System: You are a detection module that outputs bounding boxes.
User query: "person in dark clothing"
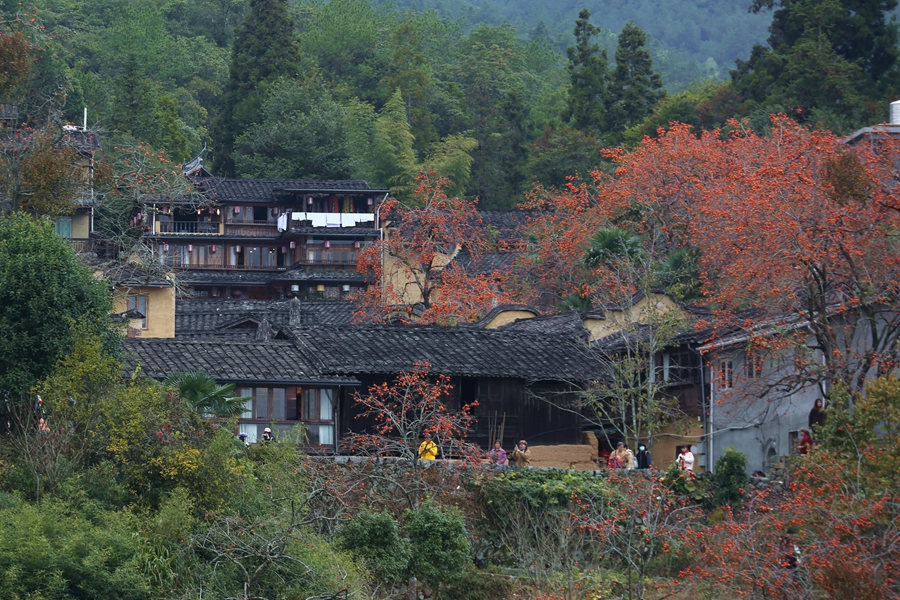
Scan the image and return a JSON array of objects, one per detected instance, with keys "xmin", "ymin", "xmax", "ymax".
[
  {"xmin": 808, "ymin": 399, "xmax": 825, "ymax": 430},
  {"xmin": 636, "ymin": 443, "xmax": 652, "ymax": 469}
]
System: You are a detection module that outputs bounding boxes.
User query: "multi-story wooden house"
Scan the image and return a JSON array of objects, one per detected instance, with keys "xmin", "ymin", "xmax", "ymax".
[{"xmin": 144, "ymin": 163, "xmax": 389, "ymax": 300}]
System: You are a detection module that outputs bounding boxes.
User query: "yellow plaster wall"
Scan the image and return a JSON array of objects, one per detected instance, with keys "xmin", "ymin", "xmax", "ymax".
[
  {"xmin": 649, "ymin": 420, "xmax": 707, "ymax": 473},
  {"xmin": 585, "ymin": 293, "xmax": 682, "ymax": 341},
  {"xmin": 72, "ymin": 209, "xmax": 90, "ymax": 239},
  {"xmin": 112, "ymin": 284, "xmax": 176, "ymax": 338},
  {"xmin": 482, "ymin": 310, "xmax": 536, "ymax": 329}
]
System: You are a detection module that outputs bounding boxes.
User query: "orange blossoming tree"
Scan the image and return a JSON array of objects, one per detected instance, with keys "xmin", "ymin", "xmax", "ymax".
[
  {"xmin": 353, "ymin": 173, "xmax": 511, "ymax": 324},
  {"xmin": 339, "ymin": 361, "xmax": 478, "ymax": 508}
]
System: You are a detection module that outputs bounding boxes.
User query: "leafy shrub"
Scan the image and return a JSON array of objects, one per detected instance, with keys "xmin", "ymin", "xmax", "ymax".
[
  {"xmin": 712, "ymin": 447, "xmax": 748, "ymax": 508},
  {"xmin": 661, "ymin": 464, "xmax": 707, "ymax": 502},
  {"xmin": 335, "ymin": 510, "xmax": 410, "ymax": 582},
  {"xmin": 404, "ymin": 502, "xmax": 469, "ymax": 587}
]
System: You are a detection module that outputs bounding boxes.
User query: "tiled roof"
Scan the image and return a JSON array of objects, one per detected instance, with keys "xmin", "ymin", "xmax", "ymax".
[
  {"xmin": 175, "ymin": 270, "xmax": 276, "ymax": 285},
  {"xmin": 123, "ymin": 338, "xmax": 357, "ymax": 384},
  {"xmin": 476, "ymin": 210, "xmax": 538, "ymax": 244},
  {"xmin": 498, "ymin": 310, "xmax": 597, "ymax": 337},
  {"xmin": 196, "ymin": 178, "xmax": 384, "ymax": 203},
  {"xmin": 102, "ymin": 262, "xmax": 173, "ymax": 287},
  {"xmin": 287, "ymin": 325, "xmax": 602, "ymax": 381},
  {"xmin": 451, "ymin": 249, "xmax": 521, "ymax": 276},
  {"xmin": 272, "ymin": 268, "xmax": 365, "ymax": 282},
  {"xmin": 176, "ymin": 298, "xmax": 354, "ymax": 333},
  {"xmin": 174, "ymin": 268, "xmax": 366, "ymax": 286}
]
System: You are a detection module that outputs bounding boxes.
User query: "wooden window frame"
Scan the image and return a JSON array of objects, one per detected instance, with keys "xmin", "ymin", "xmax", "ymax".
[{"xmin": 127, "ymin": 294, "xmax": 149, "ymax": 329}]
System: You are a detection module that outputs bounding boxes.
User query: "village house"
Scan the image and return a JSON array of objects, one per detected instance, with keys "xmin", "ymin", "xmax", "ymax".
[
  {"xmin": 123, "ymin": 300, "xmax": 602, "ymax": 453},
  {"xmin": 141, "ymin": 156, "xmax": 389, "ymax": 301}
]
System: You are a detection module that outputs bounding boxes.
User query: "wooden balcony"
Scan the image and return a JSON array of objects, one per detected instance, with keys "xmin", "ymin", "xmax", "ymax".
[
  {"xmin": 224, "ymin": 223, "xmax": 282, "ymax": 238},
  {"xmin": 155, "ymin": 221, "xmax": 223, "ymax": 235}
]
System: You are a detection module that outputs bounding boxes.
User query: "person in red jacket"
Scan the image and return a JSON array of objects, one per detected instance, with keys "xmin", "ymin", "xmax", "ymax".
[{"xmin": 798, "ymin": 427, "xmax": 813, "ymax": 455}]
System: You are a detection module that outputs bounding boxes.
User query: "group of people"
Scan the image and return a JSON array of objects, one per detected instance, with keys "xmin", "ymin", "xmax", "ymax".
[
  {"xmin": 237, "ymin": 427, "xmax": 275, "ymax": 446},
  {"xmin": 605, "ymin": 441, "xmax": 653, "ymax": 470},
  {"xmin": 416, "ymin": 433, "xmax": 533, "ymax": 466},
  {"xmin": 487, "ymin": 439, "xmax": 531, "ymax": 466}
]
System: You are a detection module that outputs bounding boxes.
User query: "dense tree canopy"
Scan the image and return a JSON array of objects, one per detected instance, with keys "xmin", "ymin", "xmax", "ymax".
[{"xmin": 0, "ymin": 214, "xmax": 116, "ymax": 403}]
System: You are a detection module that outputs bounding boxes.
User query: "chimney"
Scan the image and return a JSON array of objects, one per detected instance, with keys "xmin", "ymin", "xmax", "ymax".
[
  {"xmin": 255, "ymin": 318, "xmax": 274, "ymax": 342},
  {"xmin": 288, "ymin": 296, "xmax": 303, "ymax": 327}
]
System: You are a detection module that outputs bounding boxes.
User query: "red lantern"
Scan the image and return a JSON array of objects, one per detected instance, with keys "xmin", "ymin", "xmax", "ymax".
[
  {"xmin": 273, "ymin": 207, "xmax": 279, "ymax": 215},
  {"xmin": 282, "ymin": 246, "xmax": 288, "ymax": 253},
  {"xmin": 307, "ymin": 197, "xmax": 313, "ymax": 205},
  {"xmin": 234, "ymin": 206, "xmax": 241, "ymax": 214},
  {"xmin": 354, "ymin": 240, "xmax": 361, "ymax": 249},
  {"xmin": 324, "ymin": 240, "xmax": 331, "ymax": 249},
  {"xmin": 187, "ymin": 244, "xmax": 193, "ymax": 252},
  {"xmin": 290, "ymin": 241, "xmax": 296, "ymax": 249},
  {"xmin": 367, "ymin": 197, "xmax": 374, "ymax": 205},
  {"xmin": 210, "ymin": 245, "xmax": 217, "ymax": 253},
  {"xmin": 235, "ymin": 245, "xmax": 242, "ymax": 253}
]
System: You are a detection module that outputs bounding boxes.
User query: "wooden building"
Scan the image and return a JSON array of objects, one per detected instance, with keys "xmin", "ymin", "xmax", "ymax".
[
  {"xmin": 123, "ymin": 313, "xmax": 603, "ymax": 452},
  {"xmin": 142, "ymin": 160, "xmax": 389, "ymax": 301}
]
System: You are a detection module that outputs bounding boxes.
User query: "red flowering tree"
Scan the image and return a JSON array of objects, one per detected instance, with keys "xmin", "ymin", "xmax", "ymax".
[
  {"xmin": 353, "ymin": 173, "xmax": 511, "ymax": 324},
  {"xmin": 339, "ymin": 361, "xmax": 478, "ymax": 508}
]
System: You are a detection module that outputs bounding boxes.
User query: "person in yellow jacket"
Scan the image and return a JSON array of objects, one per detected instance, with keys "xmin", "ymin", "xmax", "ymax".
[{"xmin": 418, "ymin": 432, "xmax": 438, "ymax": 460}]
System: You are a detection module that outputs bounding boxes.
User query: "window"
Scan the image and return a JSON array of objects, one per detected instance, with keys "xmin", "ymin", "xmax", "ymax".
[
  {"xmin": 240, "ymin": 388, "xmax": 253, "ymax": 419},
  {"xmin": 55, "ymin": 216, "xmax": 72, "ymax": 239},
  {"xmin": 272, "ymin": 388, "xmax": 285, "ymax": 420},
  {"xmin": 127, "ymin": 294, "xmax": 148, "ymax": 329},
  {"xmin": 718, "ymin": 360, "xmax": 734, "ymax": 390},
  {"xmin": 254, "ymin": 388, "xmax": 268, "ymax": 419},
  {"xmin": 746, "ymin": 351, "xmax": 763, "ymax": 378},
  {"xmin": 662, "ymin": 349, "xmax": 698, "ymax": 384},
  {"xmin": 302, "ymin": 389, "xmax": 334, "ymax": 446}
]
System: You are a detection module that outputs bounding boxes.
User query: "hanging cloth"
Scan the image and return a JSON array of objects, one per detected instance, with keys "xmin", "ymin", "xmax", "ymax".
[
  {"xmin": 327, "ymin": 195, "xmax": 339, "ymax": 213},
  {"xmin": 343, "ymin": 196, "xmax": 352, "ymax": 213},
  {"xmin": 277, "ymin": 212, "xmax": 288, "ymax": 232}
]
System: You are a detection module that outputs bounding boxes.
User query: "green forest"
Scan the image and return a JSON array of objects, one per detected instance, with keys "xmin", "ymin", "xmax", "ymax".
[{"xmin": 4, "ymin": 0, "xmax": 899, "ymax": 208}]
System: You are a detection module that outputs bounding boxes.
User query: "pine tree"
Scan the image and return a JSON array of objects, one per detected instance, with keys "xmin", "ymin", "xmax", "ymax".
[
  {"xmin": 607, "ymin": 22, "xmax": 664, "ymax": 136},
  {"xmin": 212, "ymin": 0, "xmax": 301, "ymax": 176},
  {"xmin": 733, "ymin": 0, "xmax": 898, "ymax": 127},
  {"xmin": 563, "ymin": 9, "xmax": 609, "ymax": 136}
]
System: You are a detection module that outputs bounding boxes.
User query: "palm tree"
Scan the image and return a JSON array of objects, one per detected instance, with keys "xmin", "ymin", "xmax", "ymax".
[
  {"xmin": 164, "ymin": 371, "xmax": 252, "ymax": 418},
  {"xmin": 583, "ymin": 227, "xmax": 645, "ymax": 269}
]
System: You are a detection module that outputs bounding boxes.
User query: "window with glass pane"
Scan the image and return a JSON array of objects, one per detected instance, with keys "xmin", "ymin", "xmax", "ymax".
[
  {"xmin": 273, "ymin": 388, "xmax": 285, "ymax": 420},
  {"xmin": 239, "ymin": 424, "xmax": 257, "ymax": 443},
  {"xmin": 320, "ymin": 389, "xmax": 333, "ymax": 420},
  {"xmin": 255, "ymin": 388, "xmax": 268, "ymax": 418},
  {"xmin": 303, "ymin": 389, "xmax": 334, "ymax": 424},
  {"xmin": 240, "ymin": 388, "xmax": 253, "ymax": 418},
  {"xmin": 127, "ymin": 295, "xmax": 148, "ymax": 329}
]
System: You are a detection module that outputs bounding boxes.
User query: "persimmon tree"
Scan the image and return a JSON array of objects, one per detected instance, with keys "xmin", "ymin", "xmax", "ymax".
[
  {"xmin": 683, "ymin": 118, "xmax": 900, "ymax": 398},
  {"xmin": 521, "ymin": 117, "xmax": 900, "ymax": 403},
  {"xmin": 694, "ymin": 454, "xmax": 899, "ymax": 599},
  {"xmin": 353, "ymin": 173, "xmax": 511, "ymax": 324},
  {"xmin": 339, "ymin": 361, "xmax": 478, "ymax": 508}
]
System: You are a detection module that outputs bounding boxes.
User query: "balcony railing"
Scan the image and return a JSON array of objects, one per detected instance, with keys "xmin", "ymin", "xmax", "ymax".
[
  {"xmin": 162, "ymin": 254, "xmax": 288, "ymax": 270},
  {"xmin": 155, "ymin": 221, "xmax": 222, "ymax": 235},
  {"xmin": 224, "ymin": 224, "xmax": 282, "ymax": 238}
]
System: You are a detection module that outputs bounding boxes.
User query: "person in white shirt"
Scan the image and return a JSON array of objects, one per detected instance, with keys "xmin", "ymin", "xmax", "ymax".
[{"xmin": 678, "ymin": 445, "xmax": 695, "ymax": 471}]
